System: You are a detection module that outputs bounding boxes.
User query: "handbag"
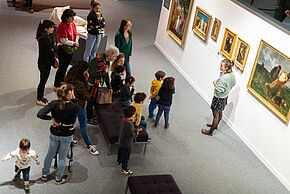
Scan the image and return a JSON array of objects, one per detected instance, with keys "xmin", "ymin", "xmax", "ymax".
[
  {"xmin": 62, "ymin": 44, "xmax": 75, "ymax": 55},
  {"xmin": 52, "ymin": 57, "xmax": 59, "ymax": 69},
  {"xmin": 97, "ymin": 90, "xmax": 112, "ymax": 104}
]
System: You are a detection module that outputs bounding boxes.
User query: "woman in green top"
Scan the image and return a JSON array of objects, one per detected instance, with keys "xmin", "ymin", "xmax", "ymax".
[
  {"xmin": 202, "ymin": 59, "xmax": 236, "ymax": 136},
  {"xmin": 115, "ymin": 19, "xmax": 132, "ymax": 75}
]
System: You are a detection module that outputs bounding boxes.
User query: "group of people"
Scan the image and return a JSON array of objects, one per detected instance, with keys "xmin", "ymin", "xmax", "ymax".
[{"xmin": 2, "ymin": 0, "xmax": 237, "ymax": 191}]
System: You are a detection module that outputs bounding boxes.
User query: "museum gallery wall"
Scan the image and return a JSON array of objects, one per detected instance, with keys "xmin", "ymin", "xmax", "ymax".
[{"xmin": 155, "ymin": 0, "xmax": 290, "ymax": 191}]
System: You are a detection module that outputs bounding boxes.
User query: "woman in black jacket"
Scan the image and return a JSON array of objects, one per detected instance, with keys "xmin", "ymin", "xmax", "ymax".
[
  {"xmin": 37, "ymin": 83, "xmax": 80, "ymax": 184},
  {"xmin": 36, "ymin": 20, "xmax": 57, "ymax": 106}
]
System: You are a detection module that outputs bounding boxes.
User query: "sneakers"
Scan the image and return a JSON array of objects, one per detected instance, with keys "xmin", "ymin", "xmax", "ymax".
[
  {"xmin": 116, "ymin": 162, "xmax": 121, "ymax": 167},
  {"xmin": 41, "ymin": 175, "xmax": 48, "ymax": 181},
  {"xmin": 36, "ymin": 98, "xmax": 49, "ymax": 106},
  {"xmin": 121, "ymin": 169, "xmax": 133, "ymax": 175},
  {"xmin": 87, "ymin": 118, "xmax": 99, "ymax": 126},
  {"xmin": 88, "ymin": 145, "xmax": 99, "ymax": 155},
  {"xmin": 13, "ymin": 174, "xmax": 20, "ymax": 181},
  {"xmin": 55, "ymin": 175, "xmax": 69, "ymax": 185},
  {"xmin": 24, "ymin": 183, "xmax": 30, "ymax": 191}
]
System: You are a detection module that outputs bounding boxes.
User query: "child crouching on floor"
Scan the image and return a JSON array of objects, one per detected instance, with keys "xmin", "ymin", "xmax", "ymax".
[
  {"xmin": 2, "ymin": 138, "xmax": 40, "ymax": 191},
  {"xmin": 117, "ymin": 106, "xmax": 142, "ymax": 175}
]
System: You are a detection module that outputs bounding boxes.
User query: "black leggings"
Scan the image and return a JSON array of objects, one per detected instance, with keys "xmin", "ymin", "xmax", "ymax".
[
  {"xmin": 37, "ymin": 65, "xmax": 51, "ymax": 100},
  {"xmin": 54, "ymin": 46, "xmax": 73, "ymax": 87},
  {"xmin": 210, "ymin": 110, "xmax": 223, "ymax": 132}
]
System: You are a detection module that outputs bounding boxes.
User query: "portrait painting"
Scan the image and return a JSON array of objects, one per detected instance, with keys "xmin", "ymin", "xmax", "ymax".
[
  {"xmin": 233, "ymin": 38, "xmax": 250, "ymax": 71},
  {"xmin": 192, "ymin": 7, "xmax": 211, "ymax": 42},
  {"xmin": 166, "ymin": 0, "xmax": 194, "ymax": 46},
  {"xmin": 210, "ymin": 18, "xmax": 221, "ymax": 41},
  {"xmin": 220, "ymin": 28, "xmax": 237, "ymax": 59},
  {"xmin": 247, "ymin": 40, "xmax": 290, "ymax": 122}
]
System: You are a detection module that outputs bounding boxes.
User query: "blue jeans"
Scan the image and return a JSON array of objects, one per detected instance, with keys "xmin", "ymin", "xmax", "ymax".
[
  {"xmin": 148, "ymin": 98, "xmax": 157, "ymax": 118},
  {"xmin": 120, "ymin": 99, "xmax": 132, "ymax": 106},
  {"xmin": 78, "ymin": 108, "xmax": 92, "ymax": 147},
  {"xmin": 124, "ymin": 61, "xmax": 131, "ymax": 75},
  {"xmin": 15, "ymin": 166, "xmax": 30, "ymax": 182},
  {"xmin": 155, "ymin": 104, "xmax": 171, "ymax": 127},
  {"xmin": 84, "ymin": 33, "xmax": 101, "ymax": 62},
  {"xmin": 42, "ymin": 134, "xmax": 72, "ymax": 181}
]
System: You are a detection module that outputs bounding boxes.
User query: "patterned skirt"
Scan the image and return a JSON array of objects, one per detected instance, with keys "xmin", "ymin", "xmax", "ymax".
[{"xmin": 210, "ymin": 96, "xmax": 228, "ymax": 111}]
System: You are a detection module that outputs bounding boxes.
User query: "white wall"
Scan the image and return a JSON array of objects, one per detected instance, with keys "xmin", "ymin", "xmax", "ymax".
[{"xmin": 155, "ymin": 0, "xmax": 290, "ymax": 190}]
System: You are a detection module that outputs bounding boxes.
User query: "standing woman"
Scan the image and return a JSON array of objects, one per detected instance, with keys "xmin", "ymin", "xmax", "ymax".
[
  {"xmin": 202, "ymin": 59, "xmax": 236, "ymax": 136},
  {"xmin": 36, "ymin": 20, "xmax": 57, "ymax": 106},
  {"xmin": 54, "ymin": 8, "xmax": 79, "ymax": 88},
  {"xmin": 64, "ymin": 61, "xmax": 99, "ymax": 155},
  {"xmin": 115, "ymin": 19, "xmax": 132, "ymax": 75},
  {"xmin": 37, "ymin": 83, "xmax": 80, "ymax": 184},
  {"xmin": 83, "ymin": 1, "xmax": 105, "ymax": 62}
]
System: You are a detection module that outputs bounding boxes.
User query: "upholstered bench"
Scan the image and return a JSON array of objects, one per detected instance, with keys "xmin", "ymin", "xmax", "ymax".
[
  {"xmin": 96, "ymin": 95, "xmax": 149, "ymax": 155},
  {"xmin": 125, "ymin": 174, "xmax": 182, "ymax": 194}
]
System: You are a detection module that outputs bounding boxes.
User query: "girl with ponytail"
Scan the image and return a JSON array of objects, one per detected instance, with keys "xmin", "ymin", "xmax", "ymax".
[
  {"xmin": 37, "ymin": 83, "xmax": 80, "ymax": 184},
  {"xmin": 202, "ymin": 59, "xmax": 236, "ymax": 136}
]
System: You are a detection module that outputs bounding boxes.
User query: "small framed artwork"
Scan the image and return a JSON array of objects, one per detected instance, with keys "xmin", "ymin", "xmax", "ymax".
[
  {"xmin": 220, "ymin": 28, "xmax": 237, "ymax": 59},
  {"xmin": 247, "ymin": 40, "xmax": 290, "ymax": 122},
  {"xmin": 192, "ymin": 6, "xmax": 212, "ymax": 42},
  {"xmin": 163, "ymin": 0, "xmax": 170, "ymax": 10},
  {"xmin": 166, "ymin": 0, "xmax": 195, "ymax": 46},
  {"xmin": 233, "ymin": 38, "xmax": 250, "ymax": 71},
  {"xmin": 210, "ymin": 18, "xmax": 221, "ymax": 41}
]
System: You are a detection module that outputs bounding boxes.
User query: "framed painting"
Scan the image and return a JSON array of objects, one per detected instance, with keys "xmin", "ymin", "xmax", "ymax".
[
  {"xmin": 210, "ymin": 18, "xmax": 221, "ymax": 41},
  {"xmin": 220, "ymin": 28, "xmax": 237, "ymax": 59},
  {"xmin": 247, "ymin": 40, "xmax": 290, "ymax": 122},
  {"xmin": 233, "ymin": 38, "xmax": 250, "ymax": 71},
  {"xmin": 166, "ymin": 0, "xmax": 194, "ymax": 46},
  {"xmin": 192, "ymin": 6, "xmax": 212, "ymax": 42}
]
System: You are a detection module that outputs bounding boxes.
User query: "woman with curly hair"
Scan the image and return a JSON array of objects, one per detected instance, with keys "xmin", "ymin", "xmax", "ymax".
[{"xmin": 64, "ymin": 61, "xmax": 99, "ymax": 155}]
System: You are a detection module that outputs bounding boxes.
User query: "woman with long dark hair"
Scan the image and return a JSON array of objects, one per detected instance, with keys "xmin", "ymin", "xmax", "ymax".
[
  {"xmin": 65, "ymin": 61, "xmax": 99, "ymax": 155},
  {"xmin": 54, "ymin": 9, "xmax": 79, "ymax": 88},
  {"xmin": 115, "ymin": 19, "xmax": 132, "ymax": 75},
  {"xmin": 37, "ymin": 83, "xmax": 80, "ymax": 184},
  {"xmin": 36, "ymin": 20, "xmax": 57, "ymax": 106},
  {"xmin": 83, "ymin": 1, "xmax": 105, "ymax": 62},
  {"xmin": 201, "ymin": 59, "xmax": 236, "ymax": 136}
]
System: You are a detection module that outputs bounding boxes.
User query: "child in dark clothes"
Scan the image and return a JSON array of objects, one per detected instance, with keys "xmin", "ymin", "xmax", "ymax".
[
  {"xmin": 117, "ymin": 106, "xmax": 142, "ymax": 175},
  {"xmin": 154, "ymin": 77, "xmax": 175, "ymax": 129},
  {"xmin": 111, "ymin": 65, "xmax": 126, "ymax": 96},
  {"xmin": 120, "ymin": 75, "xmax": 135, "ymax": 106}
]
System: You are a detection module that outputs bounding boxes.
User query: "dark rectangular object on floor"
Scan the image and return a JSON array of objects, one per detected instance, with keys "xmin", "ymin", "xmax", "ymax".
[{"xmin": 126, "ymin": 174, "xmax": 182, "ymax": 194}]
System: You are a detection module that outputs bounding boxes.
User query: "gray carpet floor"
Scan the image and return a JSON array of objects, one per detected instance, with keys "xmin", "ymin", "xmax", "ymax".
[{"xmin": 0, "ymin": 0, "xmax": 289, "ymax": 193}]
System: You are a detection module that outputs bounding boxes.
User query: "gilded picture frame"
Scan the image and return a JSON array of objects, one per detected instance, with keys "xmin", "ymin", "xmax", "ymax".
[
  {"xmin": 220, "ymin": 28, "xmax": 237, "ymax": 59},
  {"xmin": 166, "ymin": 0, "xmax": 194, "ymax": 46},
  {"xmin": 210, "ymin": 18, "xmax": 221, "ymax": 42},
  {"xmin": 233, "ymin": 38, "xmax": 250, "ymax": 71},
  {"xmin": 247, "ymin": 40, "xmax": 290, "ymax": 122},
  {"xmin": 192, "ymin": 6, "xmax": 212, "ymax": 42}
]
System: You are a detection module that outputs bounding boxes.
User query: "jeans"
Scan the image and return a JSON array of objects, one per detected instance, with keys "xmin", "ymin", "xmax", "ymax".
[
  {"xmin": 155, "ymin": 104, "xmax": 171, "ymax": 127},
  {"xmin": 148, "ymin": 98, "xmax": 157, "ymax": 118},
  {"xmin": 37, "ymin": 64, "xmax": 51, "ymax": 100},
  {"xmin": 42, "ymin": 134, "xmax": 72, "ymax": 181},
  {"xmin": 138, "ymin": 115, "xmax": 147, "ymax": 129},
  {"xmin": 54, "ymin": 46, "xmax": 73, "ymax": 87},
  {"xmin": 83, "ymin": 34, "xmax": 101, "ymax": 62},
  {"xmin": 120, "ymin": 99, "xmax": 132, "ymax": 106},
  {"xmin": 15, "ymin": 166, "xmax": 30, "ymax": 182},
  {"xmin": 117, "ymin": 147, "xmax": 131, "ymax": 170},
  {"xmin": 124, "ymin": 61, "xmax": 131, "ymax": 75},
  {"xmin": 78, "ymin": 108, "xmax": 92, "ymax": 147}
]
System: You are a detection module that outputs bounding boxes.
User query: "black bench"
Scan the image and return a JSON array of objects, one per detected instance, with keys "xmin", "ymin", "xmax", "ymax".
[
  {"xmin": 96, "ymin": 96, "xmax": 150, "ymax": 155},
  {"xmin": 126, "ymin": 174, "xmax": 182, "ymax": 194}
]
